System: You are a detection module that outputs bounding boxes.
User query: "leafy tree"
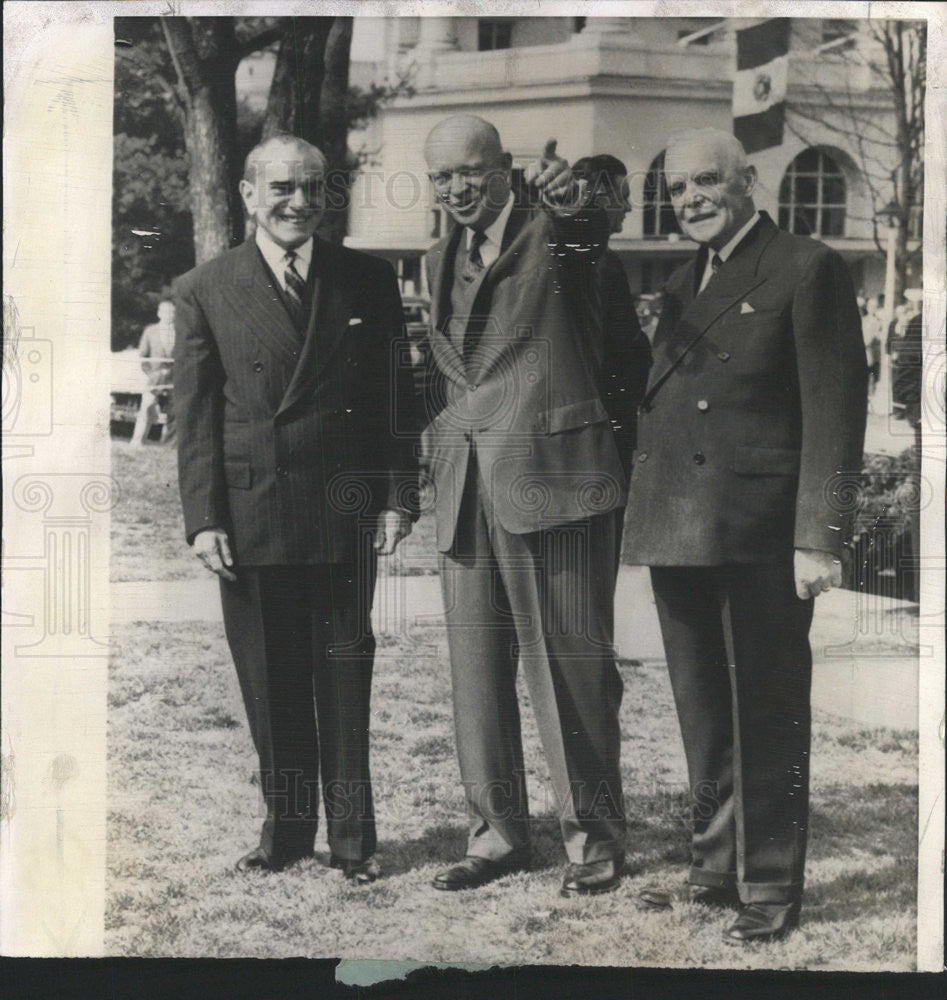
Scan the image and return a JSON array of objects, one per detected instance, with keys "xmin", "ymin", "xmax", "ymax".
[{"xmin": 113, "ymin": 17, "xmax": 192, "ymax": 350}]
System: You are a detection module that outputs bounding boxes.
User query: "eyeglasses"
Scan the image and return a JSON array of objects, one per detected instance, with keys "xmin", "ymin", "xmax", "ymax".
[{"xmin": 427, "ymin": 168, "xmax": 489, "ymax": 189}]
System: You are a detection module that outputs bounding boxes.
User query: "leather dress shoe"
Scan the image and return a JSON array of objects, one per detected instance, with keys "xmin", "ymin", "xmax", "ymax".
[
  {"xmin": 330, "ymin": 854, "xmax": 381, "ymax": 884},
  {"xmin": 559, "ymin": 856, "xmax": 623, "ymax": 897},
  {"xmin": 432, "ymin": 853, "xmax": 530, "ymax": 891},
  {"xmin": 235, "ymin": 847, "xmax": 311, "ymax": 873},
  {"xmin": 638, "ymin": 883, "xmax": 739, "ymax": 911},
  {"xmin": 723, "ymin": 902, "xmax": 800, "ymax": 944}
]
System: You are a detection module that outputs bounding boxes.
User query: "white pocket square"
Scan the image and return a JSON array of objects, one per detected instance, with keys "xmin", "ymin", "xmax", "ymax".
[
  {"xmin": 739, "ymin": 301, "xmax": 756, "ymax": 314},
  {"xmin": 348, "ymin": 317, "xmax": 363, "ymax": 326}
]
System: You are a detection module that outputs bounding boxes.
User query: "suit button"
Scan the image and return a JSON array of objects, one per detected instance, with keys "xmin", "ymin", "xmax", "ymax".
[
  {"xmin": 276, "ymin": 466, "xmax": 288, "ymax": 478},
  {"xmin": 717, "ymin": 352, "xmax": 730, "ymax": 362},
  {"xmin": 468, "ymin": 383, "xmax": 478, "ymax": 392},
  {"xmin": 637, "ymin": 452, "xmax": 648, "ymax": 462},
  {"xmin": 252, "ymin": 361, "xmax": 264, "ymax": 372},
  {"xmin": 697, "ymin": 399, "xmax": 709, "ymax": 411},
  {"xmin": 693, "ymin": 452, "xmax": 706, "ymax": 465}
]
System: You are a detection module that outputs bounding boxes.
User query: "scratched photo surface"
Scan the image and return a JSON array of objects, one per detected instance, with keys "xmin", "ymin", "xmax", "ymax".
[{"xmin": 2, "ymin": 2, "xmax": 944, "ymax": 978}]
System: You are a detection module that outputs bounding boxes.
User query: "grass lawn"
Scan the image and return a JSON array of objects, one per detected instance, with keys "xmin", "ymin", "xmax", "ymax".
[
  {"xmin": 108, "ymin": 438, "xmax": 918, "ymax": 966},
  {"xmin": 107, "ymin": 615, "xmax": 917, "ymax": 966}
]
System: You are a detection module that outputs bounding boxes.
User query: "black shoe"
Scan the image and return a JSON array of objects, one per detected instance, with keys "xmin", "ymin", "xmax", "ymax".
[
  {"xmin": 432, "ymin": 853, "xmax": 530, "ymax": 891},
  {"xmin": 330, "ymin": 855, "xmax": 381, "ymax": 884},
  {"xmin": 723, "ymin": 902, "xmax": 800, "ymax": 944},
  {"xmin": 559, "ymin": 856, "xmax": 623, "ymax": 898},
  {"xmin": 235, "ymin": 847, "xmax": 311, "ymax": 873},
  {"xmin": 637, "ymin": 882, "xmax": 738, "ymax": 911}
]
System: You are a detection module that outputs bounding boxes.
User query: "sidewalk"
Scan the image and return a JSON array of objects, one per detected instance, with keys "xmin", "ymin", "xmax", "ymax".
[{"xmin": 111, "ymin": 565, "xmax": 919, "ymax": 730}]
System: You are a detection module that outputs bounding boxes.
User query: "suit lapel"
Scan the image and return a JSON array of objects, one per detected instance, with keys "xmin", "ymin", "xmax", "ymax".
[
  {"xmin": 647, "ymin": 216, "xmax": 778, "ymax": 397},
  {"xmin": 232, "ymin": 240, "xmax": 304, "ymax": 367},
  {"xmin": 465, "ymin": 207, "xmax": 533, "ymax": 382},
  {"xmin": 427, "ymin": 225, "xmax": 467, "ymax": 383},
  {"xmin": 277, "ymin": 244, "xmax": 353, "ymax": 418}
]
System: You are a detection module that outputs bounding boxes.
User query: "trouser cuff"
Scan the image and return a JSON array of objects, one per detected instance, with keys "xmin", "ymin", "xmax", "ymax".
[
  {"xmin": 689, "ymin": 866, "xmax": 737, "ymax": 889},
  {"xmin": 739, "ymin": 881, "xmax": 803, "ymax": 905}
]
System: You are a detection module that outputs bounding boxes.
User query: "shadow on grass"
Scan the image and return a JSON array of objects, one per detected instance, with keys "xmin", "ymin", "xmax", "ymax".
[
  {"xmin": 806, "ymin": 857, "xmax": 918, "ymax": 924},
  {"xmin": 373, "ymin": 811, "xmax": 632, "ymax": 877}
]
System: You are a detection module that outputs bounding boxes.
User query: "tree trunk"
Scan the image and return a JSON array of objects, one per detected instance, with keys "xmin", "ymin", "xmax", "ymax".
[
  {"xmin": 163, "ymin": 17, "xmax": 242, "ymax": 263},
  {"xmin": 318, "ymin": 17, "xmax": 353, "ymax": 245},
  {"xmin": 262, "ymin": 18, "xmax": 333, "ymax": 143},
  {"xmin": 185, "ymin": 86, "xmax": 241, "ymax": 262}
]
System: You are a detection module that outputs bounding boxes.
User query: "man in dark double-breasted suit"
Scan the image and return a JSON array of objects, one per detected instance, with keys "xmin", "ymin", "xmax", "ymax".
[
  {"xmin": 174, "ymin": 135, "xmax": 418, "ymax": 881},
  {"xmin": 421, "ymin": 117, "xmax": 643, "ymax": 898},
  {"xmin": 627, "ymin": 129, "xmax": 866, "ymax": 942}
]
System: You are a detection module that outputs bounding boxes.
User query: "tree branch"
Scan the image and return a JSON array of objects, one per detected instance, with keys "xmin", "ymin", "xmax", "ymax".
[
  {"xmin": 235, "ymin": 21, "xmax": 288, "ymax": 61},
  {"xmin": 160, "ymin": 17, "xmax": 200, "ymax": 101}
]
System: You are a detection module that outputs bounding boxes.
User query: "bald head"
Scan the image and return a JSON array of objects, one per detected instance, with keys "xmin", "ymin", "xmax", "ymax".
[
  {"xmin": 665, "ymin": 128, "xmax": 748, "ymax": 178},
  {"xmin": 425, "ymin": 115, "xmax": 504, "ymax": 166},
  {"xmin": 663, "ymin": 128, "xmax": 757, "ymax": 249},
  {"xmin": 425, "ymin": 115, "xmax": 512, "ymax": 232},
  {"xmin": 239, "ymin": 134, "xmax": 327, "ymax": 250}
]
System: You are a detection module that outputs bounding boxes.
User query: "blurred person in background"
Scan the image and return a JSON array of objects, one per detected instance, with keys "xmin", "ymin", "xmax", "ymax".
[{"xmin": 131, "ymin": 295, "xmax": 176, "ymax": 445}]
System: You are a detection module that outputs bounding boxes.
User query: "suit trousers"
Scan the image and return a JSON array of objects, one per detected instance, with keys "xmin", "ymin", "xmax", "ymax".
[
  {"xmin": 438, "ymin": 453, "xmax": 626, "ymax": 865},
  {"xmin": 220, "ymin": 555, "xmax": 378, "ymax": 863},
  {"xmin": 650, "ymin": 560, "xmax": 814, "ymax": 904}
]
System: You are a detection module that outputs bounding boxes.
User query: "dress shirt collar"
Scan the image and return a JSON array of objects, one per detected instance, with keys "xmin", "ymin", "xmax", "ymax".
[
  {"xmin": 466, "ymin": 192, "xmax": 515, "ymax": 266},
  {"xmin": 714, "ymin": 210, "xmax": 761, "ymax": 264},
  {"xmin": 697, "ymin": 210, "xmax": 761, "ymax": 292},
  {"xmin": 255, "ymin": 227, "xmax": 313, "ymax": 288}
]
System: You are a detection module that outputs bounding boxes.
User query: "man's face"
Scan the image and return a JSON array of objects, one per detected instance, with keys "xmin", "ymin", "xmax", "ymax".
[
  {"xmin": 664, "ymin": 137, "xmax": 755, "ymax": 249},
  {"xmin": 425, "ymin": 125, "xmax": 511, "ymax": 232},
  {"xmin": 592, "ymin": 175, "xmax": 631, "ymax": 235},
  {"xmin": 240, "ymin": 148, "xmax": 325, "ymax": 250}
]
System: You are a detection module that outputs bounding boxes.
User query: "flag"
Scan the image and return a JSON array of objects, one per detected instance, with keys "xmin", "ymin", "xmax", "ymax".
[{"xmin": 733, "ymin": 19, "xmax": 790, "ymax": 154}]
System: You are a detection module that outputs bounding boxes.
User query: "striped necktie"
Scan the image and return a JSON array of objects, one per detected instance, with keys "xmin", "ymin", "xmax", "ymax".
[{"xmin": 283, "ymin": 250, "xmax": 308, "ymax": 331}]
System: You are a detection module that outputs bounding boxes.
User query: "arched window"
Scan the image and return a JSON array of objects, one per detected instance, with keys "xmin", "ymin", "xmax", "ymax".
[
  {"xmin": 642, "ymin": 151, "xmax": 680, "ymax": 237},
  {"xmin": 778, "ymin": 149, "xmax": 847, "ymax": 237}
]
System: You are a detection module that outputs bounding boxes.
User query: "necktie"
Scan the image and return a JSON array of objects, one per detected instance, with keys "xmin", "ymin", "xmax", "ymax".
[
  {"xmin": 462, "ymin": 229, "xmax": 488, "ymax": 282},
  {"xmin": 283, "ymin": 250, "xmax": 308, "ymax": 331},
  {"xmin": 698, "ymin": 251, "xmax": 724, "ymax": 294}
]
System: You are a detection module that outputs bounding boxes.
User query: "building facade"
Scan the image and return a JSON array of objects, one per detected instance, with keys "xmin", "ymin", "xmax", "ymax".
[{"xmin": 344, "ymin": 16, "xmax": 918, "ymax": 302}]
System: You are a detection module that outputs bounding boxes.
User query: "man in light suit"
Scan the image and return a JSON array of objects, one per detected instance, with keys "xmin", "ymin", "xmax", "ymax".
[
  {"xmin": 422, "ymin": 116, "xmax": 633, "ymax": 897},
  {"xmin": 627, "ymin": 129, "xmax": 866, "ymax": 941},
  {"xmin": 174, "ymin": 135, "xmax": 419, "ymax": 880}
]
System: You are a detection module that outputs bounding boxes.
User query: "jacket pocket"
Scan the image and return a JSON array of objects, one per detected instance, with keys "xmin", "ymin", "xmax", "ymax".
[
  {"xmin": 224, "ymin": 461, "xmax": 252, "ymax": 489},
  {"xmin": 732, "ymin": 446, "xmax": 800, "ymax": 476},
  {"xmin": 536, "ymin": 397, "xmax": 609, "ymax": 435}
]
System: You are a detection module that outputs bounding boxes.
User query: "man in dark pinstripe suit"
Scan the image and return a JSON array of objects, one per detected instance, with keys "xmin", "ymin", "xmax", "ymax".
[{"xmin": 174, "ymin": 135, "xmax": 419, "ymax": 881}]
